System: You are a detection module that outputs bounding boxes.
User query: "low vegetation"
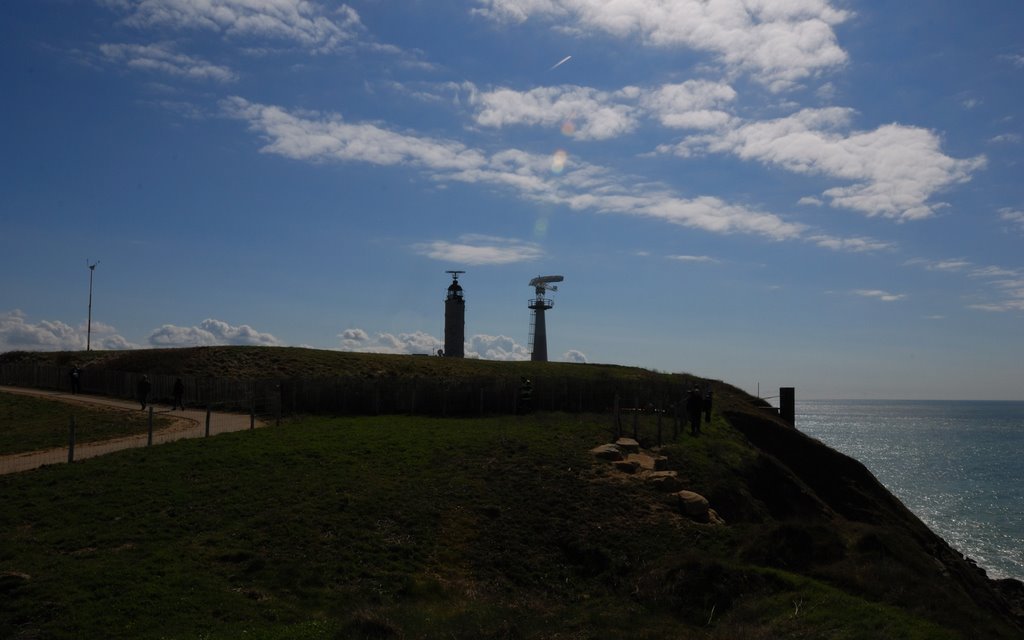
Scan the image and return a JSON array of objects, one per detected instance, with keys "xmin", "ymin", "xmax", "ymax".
[
  {"xmin": 1, "ymin": 347, "xmax": 1021, "ymax": 639},
  {"xmin": 0, "ymin": 391, "xmax": 173, "ymax": 455}
]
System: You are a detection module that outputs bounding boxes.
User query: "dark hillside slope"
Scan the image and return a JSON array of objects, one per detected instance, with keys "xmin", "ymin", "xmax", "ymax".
[
  {"xmin": 727, "ymin": 408, "xmax": 1024, "ymax": 633},
  {"xmin": 2, "ymin": 346, "xmax": 1022, "ymax": 637}
]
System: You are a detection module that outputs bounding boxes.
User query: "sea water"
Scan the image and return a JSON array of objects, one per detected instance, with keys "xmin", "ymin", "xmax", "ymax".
[{"xmin": 797, "ymin": 400, "xmax": 1024, "ymax": 582}]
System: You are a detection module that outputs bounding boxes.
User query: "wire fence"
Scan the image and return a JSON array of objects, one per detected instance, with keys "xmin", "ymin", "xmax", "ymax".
[
  {"xmin": 0, "ymin": 363, "xmax": 707, "ymax": 418},
  {"xmin": 0, "ymin": 363, "xmax": 711, "ymax": 474}
]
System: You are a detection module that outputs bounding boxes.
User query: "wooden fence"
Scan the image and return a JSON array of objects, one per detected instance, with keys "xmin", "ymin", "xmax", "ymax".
[{"xmin": 0, "ymin": 363, "xmax": 697, "ymax": 420}]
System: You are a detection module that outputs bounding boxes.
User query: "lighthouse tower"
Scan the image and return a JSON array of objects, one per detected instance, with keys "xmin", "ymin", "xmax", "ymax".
[{"xmin": 443, "ymin": 270, "xmax": 465, "ymax": 358}]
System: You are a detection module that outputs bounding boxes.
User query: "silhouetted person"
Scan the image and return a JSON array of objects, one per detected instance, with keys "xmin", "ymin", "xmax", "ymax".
[
  {"xmin": 172, "ymin": 377, "xmax": 185, "ymax": 410},
  {"xmin": 686, "ymin": 386, "xmax": 703, "ymax": 435},
  {"xmin": 703, "ymin": 387, "xmax": 713, "ymax": 424},
  {"xmin": 137, "ymin": 375, "xmax": 151, "ymax": 410},
  {"xmin": 519, "ymin": 377, "xmax": 533, "ymax": 414},
  {"xmin": 69, "ymin": 366, "xmax": 81, "ymax": 394}
]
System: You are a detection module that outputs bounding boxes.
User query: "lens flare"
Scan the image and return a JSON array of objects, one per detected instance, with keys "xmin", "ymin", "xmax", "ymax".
[
  {"xmin": 550, "ymin": 149, "xmax": 568, "ymax": 174},
  {"xmin": 534, "ymin": 216, "xmax": 549, "ymax": 239},
  {"xmin": 560, "ymin": 119, "xmax": 576, "ymax": 136}
]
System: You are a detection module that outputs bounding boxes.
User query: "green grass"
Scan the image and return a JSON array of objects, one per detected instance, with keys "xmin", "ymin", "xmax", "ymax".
[
  {"xmin": 2, "ymin": 347, "xmax": 1018, "ymax": 638},
  {"xmin": 0, "ymin": 391, "xmax": 173, "ymax": 455},
  {"xmin": 0, "ymin": 412, "xmax": 982, "ymax": 639}
]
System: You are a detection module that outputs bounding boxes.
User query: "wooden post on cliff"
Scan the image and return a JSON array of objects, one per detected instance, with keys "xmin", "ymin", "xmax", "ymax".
[
  {"xmin": 632, "ymin": 395, "xmax": 639, "ymax": 440},
  {"xmin": 67, "ymin": 416, "xmax": 76, "ymax": 463},
  {"xmin": 613, "ymin": 394, "xmax": 621, "ymax": 439},
  {"xmin": 780, "ymin": 387, "xmax": 795, "ymax": 426}
]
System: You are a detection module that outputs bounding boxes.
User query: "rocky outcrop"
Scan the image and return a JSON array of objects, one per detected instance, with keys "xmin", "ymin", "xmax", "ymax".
[{"xmin": 590, "ymin": 440, "xmax": 723, "ymax": 525}]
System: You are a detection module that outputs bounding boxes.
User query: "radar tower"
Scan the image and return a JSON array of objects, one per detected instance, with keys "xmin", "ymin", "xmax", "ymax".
[{"xmin": 527, "ymin": 275, "xmax": 563, "ymax": 362}]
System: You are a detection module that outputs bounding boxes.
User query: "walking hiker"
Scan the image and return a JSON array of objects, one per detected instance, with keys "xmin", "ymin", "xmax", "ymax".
[
  {"xmin": 519, "ymin": 377, "xmax": 533, "ymax": 414},
  {"xmin": 686, "ymin": 386, "xmax": 703, "ymax": 435},
  {"xmin": 172, "ymin": 377, "xmax": 185, "ymax": 410},
  {"xmin": 69, "ymin": 366, "xmax": 81, "ymax": 394},
  {"xmin": 137, "ymin": 375, "xmax": 152, "ymax": 410},
  {"xmin": 703, "ymin": 386, "xmax": 713, "ymax": 424}
]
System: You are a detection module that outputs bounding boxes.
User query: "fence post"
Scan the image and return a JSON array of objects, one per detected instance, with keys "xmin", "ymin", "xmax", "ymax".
[
  {"xmin": 68, "ymin": 416, "xmax": 76, "ymax": 463},
  {"xmin": 250, "ymin": 399, "xmax": 255, "ymax": 431},
  {"xmin": 613, "ymin": 394, "xmax": 621, "ymax": 439},
  {"xmin": 205, "ymin": 406, "xmax": 211, "ymax": 437},
  {"xmin": 632, "ymin": 395, "xmax": 639, "ymax": 440},
  {"xmin": 147, "ymin": 406, "xmax": 154, "ymax": 446}
]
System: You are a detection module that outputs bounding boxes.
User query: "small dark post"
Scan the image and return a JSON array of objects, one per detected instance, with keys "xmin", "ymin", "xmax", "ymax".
[
  {"xmin": 613, "ymin": 394, "xmax": 621, "ymax": 439},
  {"xmin": 68, "ymin": 416, "xmax": 76, "ymax": 463},
  {"xmin": 250, "ymin": 401, "xmax": 255, "ymax": 431},
  {"xmin": 780, "ymin": 387, "xmax": 796, "ymax": 426},
  {"xmin": 147, "ymin": 406, "xmax": 154, "ymax": 446},
  {"xmin": 205, "ymin": 406, "xmax": 211, "ymax": 437},
  {"xmin": 657, "ymin": 407, "xmax": 663, "ymax": 447},
  {"xmin": 632, "ymin": 395, "xmax": 639, "ymax": 440}
]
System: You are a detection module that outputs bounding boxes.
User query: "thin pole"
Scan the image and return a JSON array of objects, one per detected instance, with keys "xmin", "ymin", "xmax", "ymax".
[
  {"xmin": 68, "ymin": 416, "xmax": 76, "ymax": 463},
  {"xmin": 86, "ymin": 260, "xmax": 98, "ymax": 351}
]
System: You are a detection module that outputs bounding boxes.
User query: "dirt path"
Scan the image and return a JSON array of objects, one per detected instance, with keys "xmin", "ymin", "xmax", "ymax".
[{"xmin": 0, "ymin": 386, "xmax": 267, "ymax": 475}]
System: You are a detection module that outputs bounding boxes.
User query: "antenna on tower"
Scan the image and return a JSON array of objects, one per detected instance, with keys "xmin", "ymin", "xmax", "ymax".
[{"xmin": 527, "ymin": 275, "xmax": 564, "ymax": 362}]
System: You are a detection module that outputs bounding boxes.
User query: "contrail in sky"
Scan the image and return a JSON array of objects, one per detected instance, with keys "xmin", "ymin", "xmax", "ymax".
[{"xmin": 549, "ymin": 55, "xmax": 572, "ymax": 71}]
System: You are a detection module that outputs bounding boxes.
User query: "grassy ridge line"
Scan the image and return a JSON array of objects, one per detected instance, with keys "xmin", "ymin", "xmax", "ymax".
[
  {"xmin": 0, "ymin": 346, "xmax": 719, "ymax": 385},
  {"xmin": 0, "ymin": 413, "xmax": 959, "ymax": 640},
  {"xmin": 0, "ymin": 346, "xmax": 765, "ymax": 417}
]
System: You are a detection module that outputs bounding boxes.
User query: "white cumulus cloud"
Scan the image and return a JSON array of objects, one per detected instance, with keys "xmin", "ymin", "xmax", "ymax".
[
  {"xmin": 466, "ymin": 334, "xmax": 530, "ymax": 360},
  {"xmin": 562, "ymin": 349, "xmax": 588, "ymax": 363},
  {"xmin": 99, "ymin": 42, "xmax": 237, "ymax": 82},
  {"xmin": 101, "ymin": 0, "xmax": 364, "ymax": 53},
  {"xmin": 0, "ymin": 310, "xmax": 139, "ymax": 351},
  {"xmin": 466, "ymin": 80, "xmax": 735, "ymax": 138},
  {"xmin": 148, "ymin": 318, "xmax": 282, "ymax": 347},
  {"xmin": 414, "ymin": 235, "xmax": 543, "ymax": 265},
  {"xmin": 338, "ymin": 328, "xmax": 544, "ymax": 361},
  {"xmin": 853, "ymin": 289, "xmax": 905, "ymax": 302},
  {"xmin": 470, "ymin": 85, "xmax": 640, "ymax": 140},
  {"xmin": 226, "ymin": 97, "xmax": 890, "ymax": 249},
  {"xmin": 671, "ymin": 107, "xmax": 986, "ymax": 221},
  {"xmin": 473, "ymin": 0, "xmax": 851, "ymax": 91}
]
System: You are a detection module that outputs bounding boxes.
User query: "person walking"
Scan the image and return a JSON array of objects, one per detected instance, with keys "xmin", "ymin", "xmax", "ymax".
[
  {"xmin": 518, "ymin": 377, "xmax": 533, "ymax": 414},
  {"xmin": 687, "ymin": 386, "xmax": 703, "ymax": 435},
  {"xmin": 137, "ymin": 375, "xmax": 152, "ymax": 410},
  {"xmin": 172, "ymin": 377, "xmax": 185, "ymax": 410},
  {"xmin": 69, "ymin": 366, "xmax": 81, "ymax": 394},
  {"xmin": 703, "ymin": 386, "xmax": 713, "ymax": 425}
]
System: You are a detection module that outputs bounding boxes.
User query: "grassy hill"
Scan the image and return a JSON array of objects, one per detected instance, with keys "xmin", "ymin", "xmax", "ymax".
[{"xmin": 1, "ymin": 347, "xmax": 1022, "ymax": 639}]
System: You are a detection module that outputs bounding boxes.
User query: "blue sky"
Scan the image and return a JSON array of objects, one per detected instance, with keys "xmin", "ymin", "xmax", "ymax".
[{"xmin": 2, "ymin": 0, "xmax": 1022, "ymax": 400}]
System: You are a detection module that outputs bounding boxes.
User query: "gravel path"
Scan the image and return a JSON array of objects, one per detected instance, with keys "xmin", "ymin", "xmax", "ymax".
[{"xmin": 0, "ymin": 386, "xmax": 266, "ymax": 474}]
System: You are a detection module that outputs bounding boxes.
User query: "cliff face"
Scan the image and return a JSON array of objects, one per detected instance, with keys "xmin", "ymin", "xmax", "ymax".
[{"xmin": 725, "ymin": 408, "xmax": 1024, "ymax": 636}]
